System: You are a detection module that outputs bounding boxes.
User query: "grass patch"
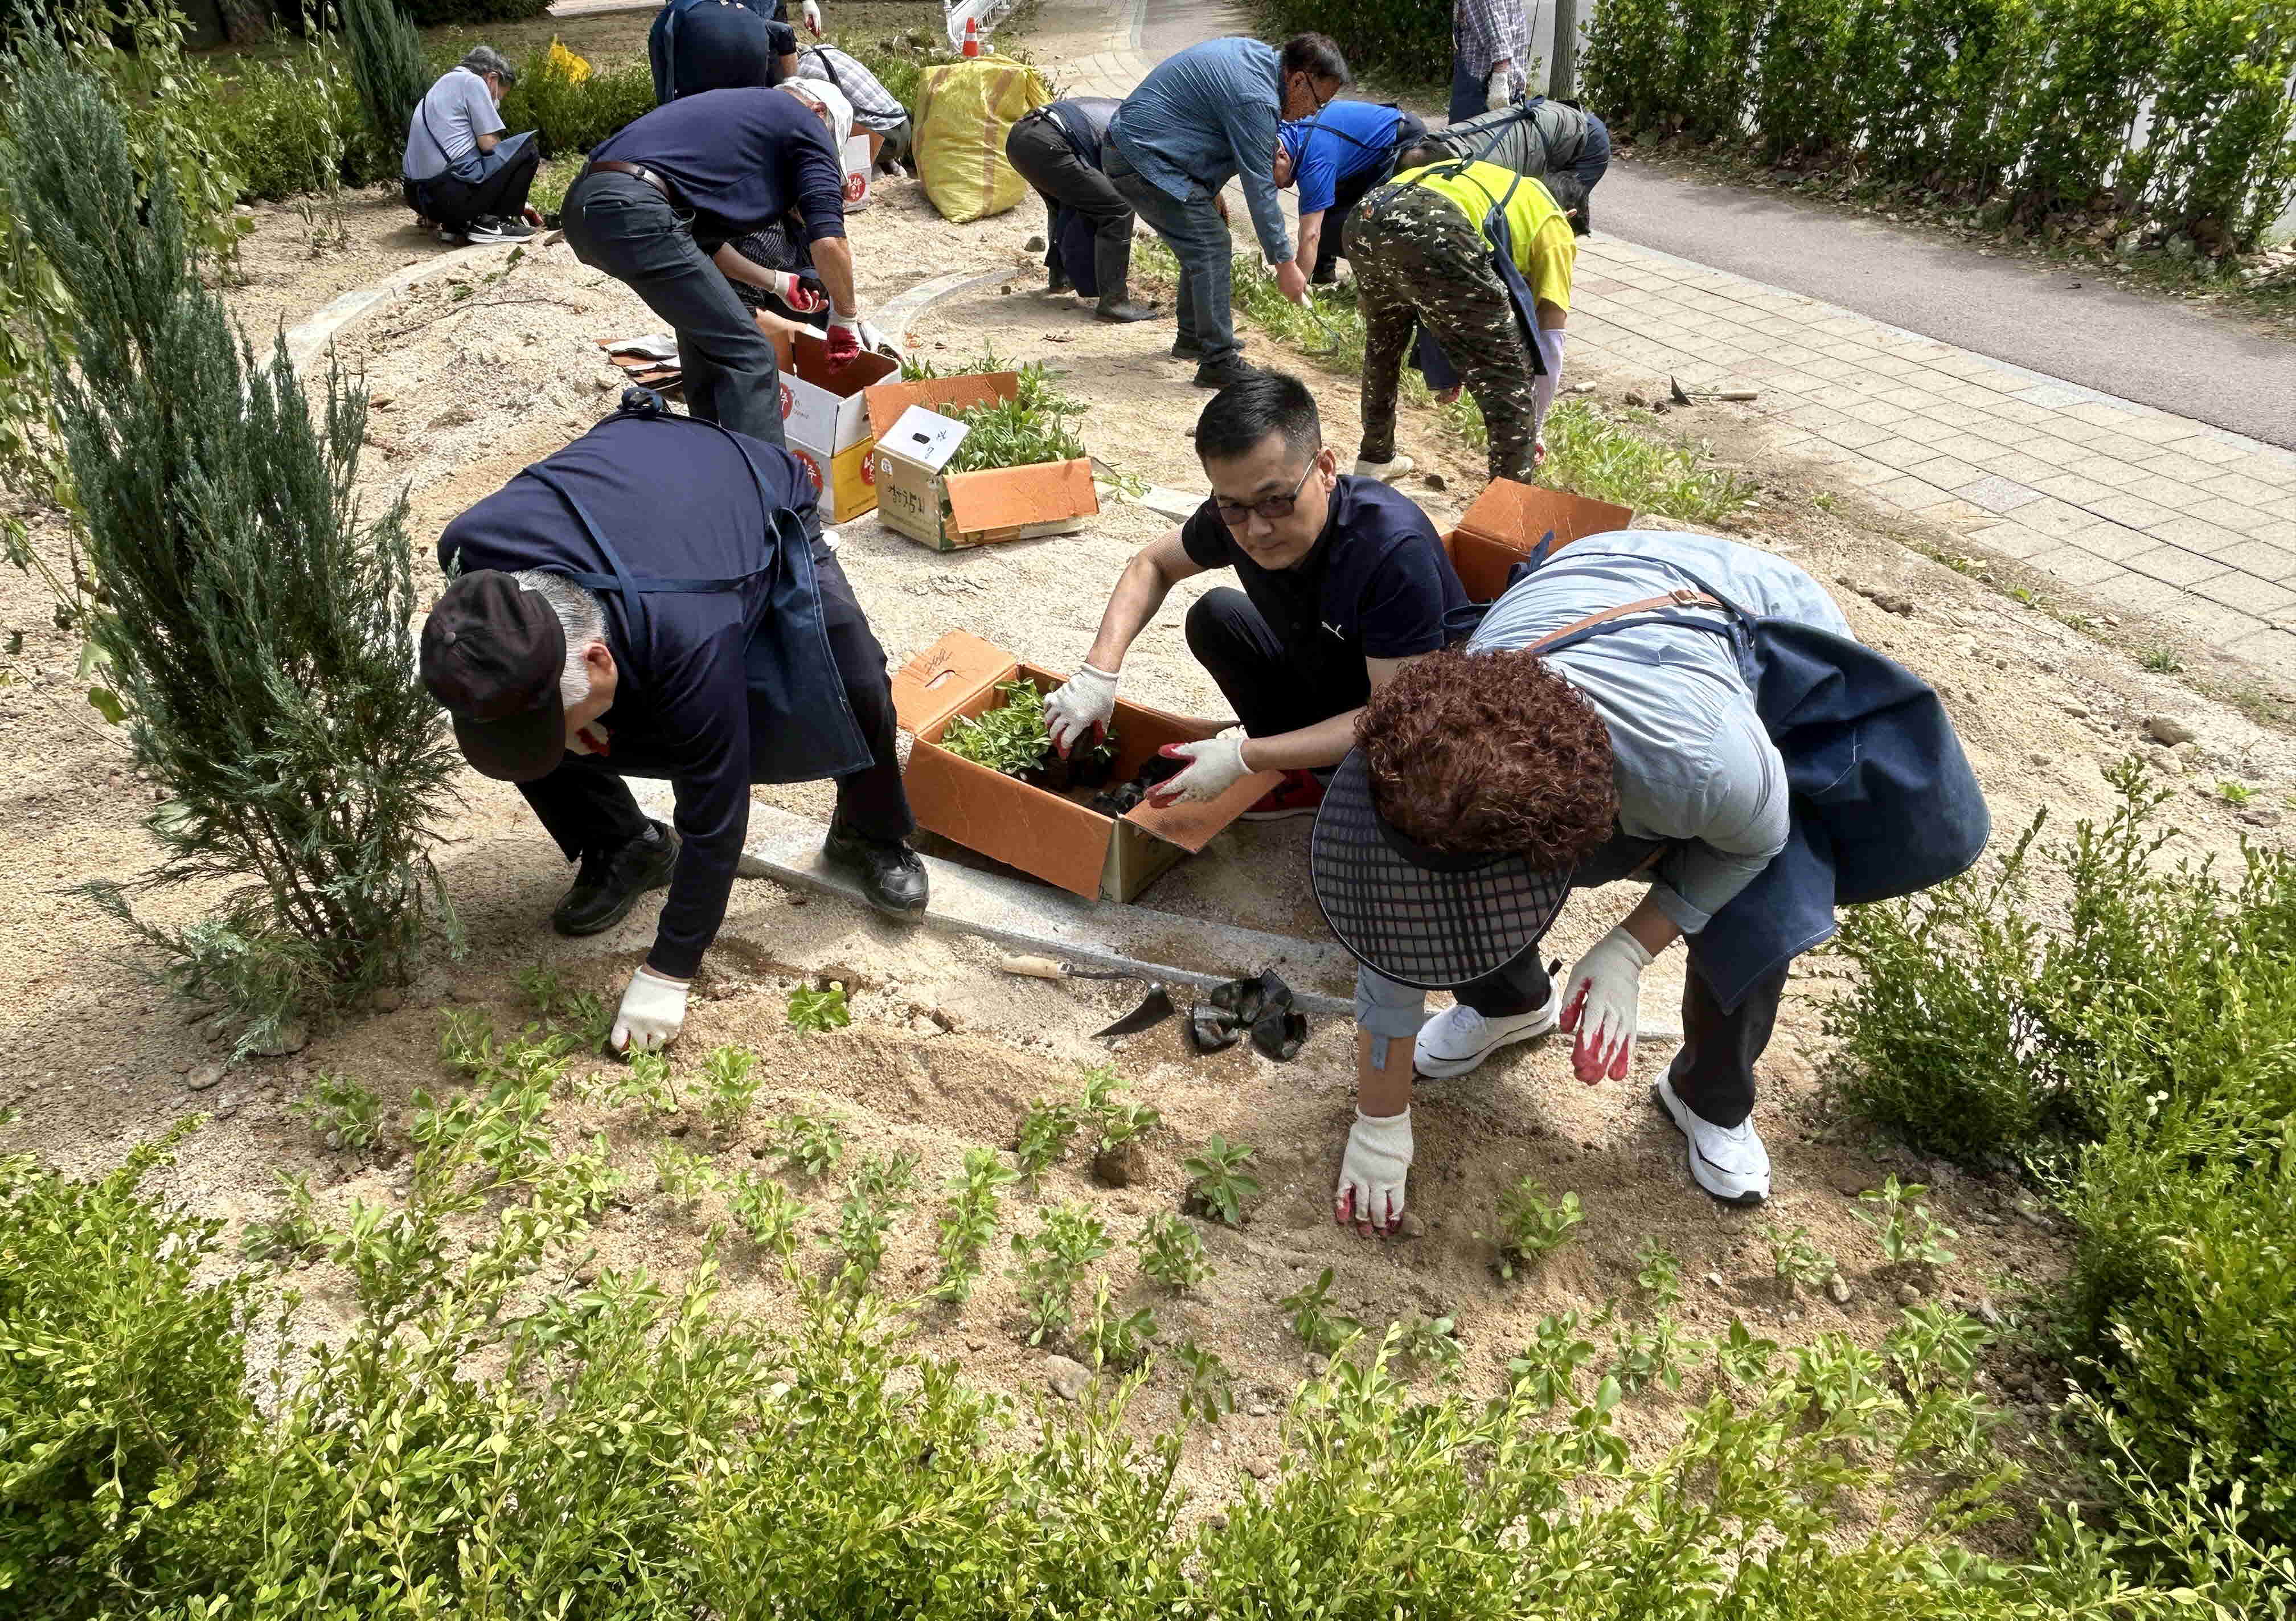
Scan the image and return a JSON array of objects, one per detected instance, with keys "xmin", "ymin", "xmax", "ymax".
[{"xmin": 1140, "ymin": 239, "xmax": 1752, "ymax": 525}]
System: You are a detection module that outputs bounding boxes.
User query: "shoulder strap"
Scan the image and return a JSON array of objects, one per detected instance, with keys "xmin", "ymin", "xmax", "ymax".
[{"xmin": 1528, "ymin": 588, "xmax": 1726, "ymax": 654}]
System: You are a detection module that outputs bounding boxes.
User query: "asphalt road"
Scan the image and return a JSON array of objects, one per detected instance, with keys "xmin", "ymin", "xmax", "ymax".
[{"xmin": 1135, "ymin": 0, "xmax": 2294, "ymax": 449}]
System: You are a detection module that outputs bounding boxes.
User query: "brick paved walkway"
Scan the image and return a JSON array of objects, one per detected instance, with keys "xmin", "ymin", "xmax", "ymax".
[{"xmin": 1057, "ymin": 0, "xmax": 2296, "ymax": 677}]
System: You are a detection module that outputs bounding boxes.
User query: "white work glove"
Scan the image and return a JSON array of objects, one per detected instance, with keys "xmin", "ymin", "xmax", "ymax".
[
  {"xmin": 825, "ymin": 311, "xmax": 863, "ymax": 367},
  {"xmin": 801, "ymin": 0, "xmax": 823, "ymax": 34},
  {"xmin": 1043, "ymin": 661, "xmax": 1120, "ymax": 756},
  {"xmin": 1559, "ymin": 926, "xmax": 1652, "ymax": 1084},
  {"xmin": 613, "ymin": 965, "xmax": 690, "ymax": 1054},
  {"xmin": 1335, "ymin": 1108, "xmax": 1412, "ymax": 1233},
  {"xmin": 1531, "ymin": 325, "xmax": 1567, "ymax": 441},
  {"xmin": 1485, "ymin": 65, "xmax": 1513, "ymax": 108},
  {"xmin": 1352, "ymin": 453, "xmax": 1415, "ymax": 482},
  {"xmin": 1145, "ymin": 733, "xmax": 1249, "ymax": 807}
]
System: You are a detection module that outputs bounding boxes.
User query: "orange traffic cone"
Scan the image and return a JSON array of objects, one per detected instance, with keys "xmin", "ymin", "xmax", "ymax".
[{"xmin": 961, "ymin": 15, "xmax": 981, "ymax": 55}]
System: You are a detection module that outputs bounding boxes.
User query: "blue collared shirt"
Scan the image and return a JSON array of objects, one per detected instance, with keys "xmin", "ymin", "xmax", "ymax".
[
  {"xmin": 1280, "ymin": 100, "xmax": 1404, "ymax": 216},
  {"xmin": 1108, "ymin": 38, "xmax": 1292, "ymax": 263}
]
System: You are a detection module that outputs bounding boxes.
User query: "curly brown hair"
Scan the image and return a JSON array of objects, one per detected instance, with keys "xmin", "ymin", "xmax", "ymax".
[{"xmin": 1359, "ymin": 648, "xmax": 1618, "ymax": 862}]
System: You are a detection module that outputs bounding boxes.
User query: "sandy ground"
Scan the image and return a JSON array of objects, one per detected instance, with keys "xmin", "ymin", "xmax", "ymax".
[{"xmin": 9, "ymin": 57, "xmax": 2296, "ymax": 1520}]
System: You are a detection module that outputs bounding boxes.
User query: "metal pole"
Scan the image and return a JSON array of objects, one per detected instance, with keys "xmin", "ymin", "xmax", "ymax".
[{"xmin": 1548, "ymin": 0, "xmax": 1579, "ymax": 99}]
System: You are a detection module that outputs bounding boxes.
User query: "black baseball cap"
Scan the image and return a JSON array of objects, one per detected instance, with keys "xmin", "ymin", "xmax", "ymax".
[
  {"xmin": 420, "ymin": 571, "xmax": 568, "ymax": 783},
  {"xmin": 1309, "ymin": 750, "xmax": 1574, "ymax": 990}
]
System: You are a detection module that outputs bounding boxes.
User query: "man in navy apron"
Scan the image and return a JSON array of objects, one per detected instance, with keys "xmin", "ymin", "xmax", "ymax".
[
  {"xmin": 420, "ymin": 392, "xmax": 925, "ymax": 1054},
  {"xmin": 1308, "ymin": 531, "xmax": 1988, "ymax": 1230}
]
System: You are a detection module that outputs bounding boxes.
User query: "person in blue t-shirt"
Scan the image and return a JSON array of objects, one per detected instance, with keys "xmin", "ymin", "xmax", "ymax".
[
  {"xmin": 1273, "ymin": 99, "xmax": 1425, "ymax": 285},
  {"xmin": 1039, "ymin": 371, "xmax": 1467, "ymax": 822}
]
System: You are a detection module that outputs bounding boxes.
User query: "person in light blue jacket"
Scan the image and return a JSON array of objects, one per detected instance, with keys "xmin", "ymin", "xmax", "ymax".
[{"xmin": 1105, "ymin": 33, "xmax": 1348, "ymax": 390}]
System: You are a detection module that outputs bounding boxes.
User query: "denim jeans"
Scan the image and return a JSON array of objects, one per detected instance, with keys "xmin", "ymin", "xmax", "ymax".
[
  {"xmin": 561, "ymin": 170, "xmax": 785, "ymax": 446},
  {"xmin": 1105, "ymin": 142, "xmax": 1237, "ymax": 366},
  {"xmin": 1448, "ymin": 59, "xmax": 1490, "ymax": 125}
]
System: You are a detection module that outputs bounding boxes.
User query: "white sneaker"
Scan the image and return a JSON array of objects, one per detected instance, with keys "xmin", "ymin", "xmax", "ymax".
[
  {"xmin": 1413, "ymin": 987, "xmax": 1560, "ymax": 1078},
  {"xmin": 1651, "ymin": 1076, "xmax": 1770, "ymax": 1205},
  {"xmin": 1350, "ymin": 453, "xmax": 1416, "ymax": 484}
]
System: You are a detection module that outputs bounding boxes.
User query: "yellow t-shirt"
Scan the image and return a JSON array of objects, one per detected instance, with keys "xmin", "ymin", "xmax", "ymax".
[{"xmin": 1394, "ymin": 161, "xmax": 1576, "ymax": 312}]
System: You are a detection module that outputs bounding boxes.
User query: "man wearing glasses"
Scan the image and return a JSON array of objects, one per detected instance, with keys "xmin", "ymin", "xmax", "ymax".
[
  {"xmin": 1104, "ymin": 34, "xmax": 1350, "ymax": 390},
  {"xmin": 1040, "ymin": 372, "xmax": 1466, "ymax": 822}
]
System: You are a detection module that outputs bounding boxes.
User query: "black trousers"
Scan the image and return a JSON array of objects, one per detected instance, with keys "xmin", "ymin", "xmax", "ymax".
[
  {"xmin": 562, "ymin": 170, "xmax": 785, "ymax": 445},
  {"xmin": 1455, "ymin": 934, "xmax": 1787, "ymax": 1129},
  {"xmin": 1184, "ymin": 587, "xmax": 1366, "ymax": 738},
  {"xmin": 516, "ymin": 546, "xmax": 912, "ymax": 860},
  {"xmin": 1006, "ymin": 110, "xmax": 1135, "ymax": 301},
  {"xmin": 1315, "ymin": 112, "xmax": 1426, "ymax": 281},
  {"xmin": 405, "ymin": 137, "xmax": 542, "ymax": 232}
]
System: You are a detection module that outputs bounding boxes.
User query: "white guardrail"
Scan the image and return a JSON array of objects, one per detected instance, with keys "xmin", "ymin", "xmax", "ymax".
[{"xmin": 941, "ymin": 0, "xmax": 1024, "ymax": 52}]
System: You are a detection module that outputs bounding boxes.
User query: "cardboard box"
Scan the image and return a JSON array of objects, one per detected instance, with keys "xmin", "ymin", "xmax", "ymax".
[
  {"xmin": 892, "ymin": 631, "xmax": 1279, "ymax": 903},
  {"xmin": 864, "ymin": 372, "xmax": 1099, "ymax": 551},
  {"xmin": 771, "ymin": 327, "xmax": 900, "ymax": 523},
  {"xmin": 1442, "ymin": 478, "xmax": 1634, "ymax": 601},
  {"xmin": 841, "ymin": 134, "xmax": 873, "ymax": 210}
]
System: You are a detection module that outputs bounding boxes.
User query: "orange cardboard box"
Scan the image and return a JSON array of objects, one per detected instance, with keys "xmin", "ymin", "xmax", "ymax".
[
  {"xmin": 892, "ymin": 631, "xmax": 1278, "ymax": 903},
  {"xmin": 863, "ymin": 372, "xmax": 1099, "ymax": 552},
  {"xmin": 1442, "ymin": 478, "xmax": 1633, "ymax": 600}
]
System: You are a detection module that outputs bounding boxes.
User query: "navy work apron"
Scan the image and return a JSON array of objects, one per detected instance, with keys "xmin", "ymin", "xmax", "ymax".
[
  {"xmin": 518, "ymin": 390, "xmax": 872, "ymax": 784},
  {"xmin": 1466, "ymin": 555, "xmax": 1991, "ymax": 1012}
]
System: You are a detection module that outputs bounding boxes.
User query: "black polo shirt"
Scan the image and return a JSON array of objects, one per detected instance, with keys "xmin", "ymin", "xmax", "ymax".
[{"xmin": 1180, "ymin": 474, "xmax": 1466, "ymax": 664}]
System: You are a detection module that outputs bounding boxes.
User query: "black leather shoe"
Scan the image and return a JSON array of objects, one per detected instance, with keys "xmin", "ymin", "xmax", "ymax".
[
  {"xmin": 551, "ymin": 820, "xmax": 679, "ymax": 936},
  {"xmin": 1171, "ymin": 335, "xmax": 1245, "ymax": 361},
  {"xmin": 823, "ymin": 823, "xmax": 928, "ymax": 918}
]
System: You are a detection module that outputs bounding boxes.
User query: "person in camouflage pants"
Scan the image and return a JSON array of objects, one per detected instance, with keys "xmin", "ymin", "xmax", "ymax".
[{"xmin": 1350, "ymin": 165, "xmax": 1575, "ymax": 488}]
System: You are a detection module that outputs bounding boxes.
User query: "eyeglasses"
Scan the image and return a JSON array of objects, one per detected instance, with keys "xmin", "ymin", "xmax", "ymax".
[
  {"xmin": 1292, "ymin": 71, "xmax": 1336, "ymax": 113},
  {"xmin": 1214, "ymin": 460, "xmax": 1317, "ymax": 526}
]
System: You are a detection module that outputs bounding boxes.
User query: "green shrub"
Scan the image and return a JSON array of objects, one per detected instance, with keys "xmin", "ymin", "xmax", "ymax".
[
  {"xmin": 1249, "ymin": 0, "xmax": 1450, "ymax": 86},
  {"xmin": 1830, "ymin": 760, "xmax": 2296, "ymax": 1571},
  {"xmin": 339, "ymin": 0, "xmax": 427, "ymax": 159},
  {"xmin": 498, "ymin": 36, "xmax": 654, "ymax": 158},
  {"xmin": 8, "ymin": 42, "xmax": 460, "ymax": 1053}
]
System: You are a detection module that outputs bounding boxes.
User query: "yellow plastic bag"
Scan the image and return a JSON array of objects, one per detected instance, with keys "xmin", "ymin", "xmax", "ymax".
[{"xmin": 914, "ymin": 55, "xmax": 1052, "ymax": 224}]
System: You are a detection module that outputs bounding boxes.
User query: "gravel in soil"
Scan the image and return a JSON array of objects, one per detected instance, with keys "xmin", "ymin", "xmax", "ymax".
[{"xmin": 5, "ymin": 80, "xmax": 2294, "ymax": 1518}]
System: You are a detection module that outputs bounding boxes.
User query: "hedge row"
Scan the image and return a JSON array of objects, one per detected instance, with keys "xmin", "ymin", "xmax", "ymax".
[
  {"xmin": 1583, "ymin": 0, "xmax": 2296, "ymax": 249},
  {"xmin": 1252, "ymin": 0, "xmax": 1453, "ymax": 88}
]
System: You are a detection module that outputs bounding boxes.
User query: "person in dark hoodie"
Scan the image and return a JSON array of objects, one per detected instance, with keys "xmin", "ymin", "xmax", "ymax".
[{"xmin": 420, "ymin": 391, "xmax": 925, "ymax": 1055}]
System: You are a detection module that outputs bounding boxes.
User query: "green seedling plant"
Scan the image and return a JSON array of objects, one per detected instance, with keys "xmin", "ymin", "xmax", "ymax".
[
  {"xmin": 727, "ymin": 1170, "xmax": 805, "ymax": 1267},
  {"xmin": 771, "ymin": 1111, "xmax": 848, "ymax": 1178},
  {"xmin": 1180, "ymin": 1134, "xmax": 1260, "ymax": 1227},
  {"xmin": 240, "ymin": 1170, "xmax": 325, "ymax": 1263},
  {"xmin": 653, "ymin": 1141, "xmax": 720, "ymax": 1215},
  {"xmin": 943, "ymin": 363, "xmax": 1087, "ymax": 475},
  {"xmin": 940, "ymin": 678, "xmax": 1055, "ymax": 777},
  {"xmin": 1635, "ymin": 1237, "xmax": 1684, "ymax": 1308},
  {"xmin": 701, "ymin": 1044, "xmax": 762, "ymax": 1135},
  {"xmin": 2217, "ymin": 779, "xmax": 2254, "ymax": 805},
  {"xmin": 1014, "ymin": 1091, "xmax": 1083, "ymax": 1184},
  {"xmin": 1505, "ymin": 1311, "xmax": 1598, "ymax": 1410},
  {"xmin": 1281, "ymin": 1267, "xmax": 1362, "ymax": 1356},
  {"xmin": 1173, "ymin": 1338, "xmax": 1236, "ymax": 1424},
  {"xmin": 606, "ymin": 1048, "xmax": 679, "ymax": 1117},
  {"xmin": 559, "ymin": 989, "xmax": 613, "ymax": 1054},
  {"xmin": 930, "ymin": 1147, "xmax": 1018, "ymax": 1303},
  {"xmin": 1134, "ymin": 1211, "xmax": 1211, "ymax": 1293},
  {"xmin": 292, "ymin": 1070, "xmax": 383, "ymax": 1154},
  {"xmin": 538, "ymin": 1133, "xmax": 624, "ymax": 1219},
  {"xmin": 1857, "ymin": 1175, "xmax": 1960, "ymax": 1268},
  {"xmin": 787, "ymin": 983, "xmax": 851, "ymax": 1034},
  {"xmin": 1762, "ymin": 1221, "xmax": 1839, "ymax": 1294},
  {"xmin": 437, "ymin": 1007, "xmax": 499, "ymax": 1079},
  {"xmin": 2141, "ymin": 645, "xmax": 2185, "ymax": 673},
  {"xmin": 1611, "ymin": 1311, "xmax": 1704, "ymax": 1394},
  {"xmin": 821, "ymin": 1152, "xmax": 917, "ymax": 1296},
  {"xmin": 1495, "ymin": 1176, "xmax": 1584, "ymax": 1278},
  {"xmin": 1009, "ymin": 1201, "xmax": 1112, "ymax": 1345},
  {"xmin": 1716, "ymin": 1317, "xmax": 1782, "ymax": 1387},
  {"xmin": 1393, "ymin": 1312, "xmax": 1464, "ymax": 1381},
  {"xmin": 1094, "ymin": 1098, "xmax": 1161, "ymax": 1156},
  {"xmin": 1079, "ymin": 1276, "xmax": 1157, "ymax": 1371},
  {"xmin": 516, "ymin": 964, "xmax": 568, "ymax": 1018}
]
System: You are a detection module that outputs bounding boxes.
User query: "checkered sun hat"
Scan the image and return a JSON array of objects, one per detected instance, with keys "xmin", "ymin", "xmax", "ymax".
[{"xmin": 1310, "ymin": 750, "xmax": 1576, "ymax": 990}]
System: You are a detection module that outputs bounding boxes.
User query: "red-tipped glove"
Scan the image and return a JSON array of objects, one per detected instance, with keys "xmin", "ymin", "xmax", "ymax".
[
  {"xmin": 770, "ymin": 271, "xmax": 827, "ymax": 314},
  {"xmin": 826, "ymin": 313, "xmax": 862, "ymax": 368}
]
